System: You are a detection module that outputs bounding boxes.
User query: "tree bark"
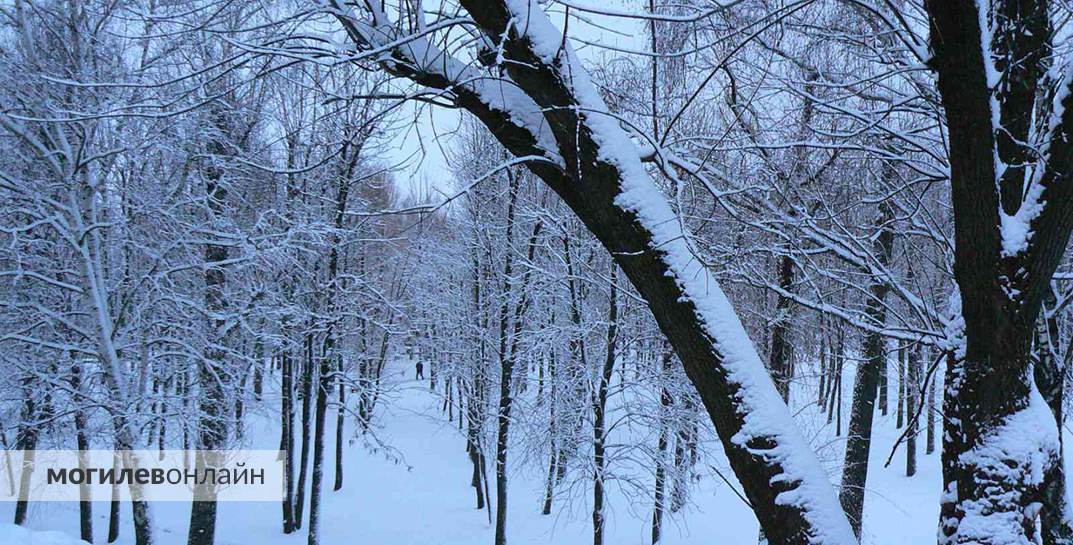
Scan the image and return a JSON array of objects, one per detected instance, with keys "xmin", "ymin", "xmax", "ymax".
[
  {"xmin": 925, "ymin": 1, "xmax": 1073, "ymax": 540},
  {"xmin": 926, "ymin": 361, "xmax": 937, "ymax": 456},
  {"xmin": 307, "ymin": 347, "xmax": 330, "ymax": 545},
  {"xmin": 71, "ymin": 362, "xmax": 93, "ymax": 543},
  {"xmin": 493, "ymin": 171, "xmax": 522, "ymax": 545},
  {"xmin": 838, "ymin": 201, "xmax": 894, "ymax": 537},
  {"xmin": 1036, "ymin": 300, "xmax": 1073, "ymax": 545},
  {"xmin": 334, "ymin": 356, "xmax": 345, "ymax": 492},
  {"xmin": 593, "ymin": 267, "xmax": 618, "ymax": 545},
  {"xmin": 294, "ymin": 333, "xmax": 314, "ymax": 528},
  {"xmin": 769, "ymin": 255, "xmax": 795, "ymax": 402},
  {"xmin": 542, "ymin": 345, "xmax": 559, "ymax": 516},
  {"xmin": 281, "ymin": 348, "xmax": 297, "ymax": 533},
  {"xmin": 651, "ymin": 348, "xmax": 672, "ymax": 545},
  {"xmin": 896, "ymin": 347, "xmax": 905, "ymax": 429},
  {"xmin": 905, "ymin": 346, "xmax": 920, "ymax": 477},
  {"xmin": 188, "ymin": 132, "xmax": 231, "ymax": 545},
  {"xmin": 13, "ymin": 376, "xmax": 36, "ymax": 526}
]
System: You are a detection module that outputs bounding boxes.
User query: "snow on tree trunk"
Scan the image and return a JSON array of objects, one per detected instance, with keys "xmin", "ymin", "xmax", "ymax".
[{"xmin": 925, "ymin": 1, "xmax": 1073, "ymax": 542}]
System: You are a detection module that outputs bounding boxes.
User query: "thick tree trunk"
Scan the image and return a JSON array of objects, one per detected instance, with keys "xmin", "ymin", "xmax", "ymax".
[{"xmin": 924, "ymin": 1, "xmax": 1073, "ymax": 541}]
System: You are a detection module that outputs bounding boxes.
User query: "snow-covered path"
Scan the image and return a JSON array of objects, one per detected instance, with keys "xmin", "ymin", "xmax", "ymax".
[{"xmin": 3, "ymin": 354, "xmax": 952, "ymax": 544}]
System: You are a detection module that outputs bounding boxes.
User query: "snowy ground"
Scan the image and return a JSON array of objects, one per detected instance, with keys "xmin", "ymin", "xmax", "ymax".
[{"xmin": 2, "ymin": 355, "xmax": 953, "ymax": 545}]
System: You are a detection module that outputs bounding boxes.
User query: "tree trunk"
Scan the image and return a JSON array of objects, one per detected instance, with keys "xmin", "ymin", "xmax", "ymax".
[
  {"xmin": 13, "ymin": 377, "xmax": 37, "ymax": 526},
  {"xmin": 925, "ymin": 361, "xmax": 937, "ymax": 456},
  {"xmin": 924, "ymin": 1, "xmax": 1073, "ymax": 540},
  {"xmin": 905, "ymin": 346, "xmax": 920, "ymax": 477},
  {"xmin": 896, "ymin": 347, "xmax": 905, "ymax": 429},
  {"xmin": 827, "ymin": 329, "xmax": 845, "ymax": 436},
  {"xmin": 334, "ymin": 356, "xmax": 345, "ymax": 492},
  {"xmin": 493, "ymin": 171, "xmax": 522, "ymax": 545},
  {"xmin": 334, "ymin": 2, "xmax": 862, "ymax": 540},
  {"xmin": 1036, "ymin": 299, "xmax": 1073, "ymax": 545},
  {"xmin": 593, "ymin": 267, "xmax": 618, "ymax": 545},
  {"xmin": 71, "ymin": 362, "xmax": 93, "ymax": 543},
  {"xmin": 308, "ymin": 346, "xmax": 330, "ymax": 545},
  {"xmin": 838, "ymin": 202, "xmax": 895, "ymax": 538},
  {"xmin": 651, "ymin": 348, "xmax": 672, "ymax": 544},
  {"xmin": 108, "ymin": 459, "xmax": 120, "ymax": 543},
  {"xmin": 294, "ymin": 333, "xmax": 315, "ymax": 528},
  {"xmin": 769, "ymin": 255, "xmax": 794, "ymax": 402},
  {"xmin": 188, "ymin": 160, "xmax": 231, "ymax": 545},
  {"xmin": 878, "ymin": 345, "xmax": 888, "ymax": 417},
  {"xmin": 818, "ymin": 332, "xmax": 828, "ymax": 408},
  {"xmin": 281, "ymin": 349, "xmax": 297, "ymax": 533},
  {"xmin": 542, "ymin": 347, "xmax": 558, "ymax": 515}
]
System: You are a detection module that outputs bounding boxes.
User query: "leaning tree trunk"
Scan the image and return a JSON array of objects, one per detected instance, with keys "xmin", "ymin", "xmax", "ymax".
[{"xmin": 331, "ymin": 0, "xmax": 861, "ymax": 541}]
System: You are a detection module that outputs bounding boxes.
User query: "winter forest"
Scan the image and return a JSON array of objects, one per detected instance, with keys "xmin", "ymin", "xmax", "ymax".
[{"xmin": 0, "ymin": 0, "xmax": 1072, "ymax": 544}]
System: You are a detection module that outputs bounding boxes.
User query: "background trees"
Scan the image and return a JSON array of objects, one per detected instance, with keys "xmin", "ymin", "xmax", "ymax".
[{"xmin": 0, "ymin": 0, "xmax": 1072, "ymax": 545}]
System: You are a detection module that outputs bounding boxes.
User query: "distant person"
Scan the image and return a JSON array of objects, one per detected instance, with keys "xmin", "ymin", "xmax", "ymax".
[{"xmin": 415, "ymin": 361, "xmax": 424, "ymax": 380}]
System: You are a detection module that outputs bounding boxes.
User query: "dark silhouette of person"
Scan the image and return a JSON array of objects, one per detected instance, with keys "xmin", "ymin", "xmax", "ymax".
[{"xmin": 415, "ymin": 361, "xmax": 424, "ymax": 380}]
